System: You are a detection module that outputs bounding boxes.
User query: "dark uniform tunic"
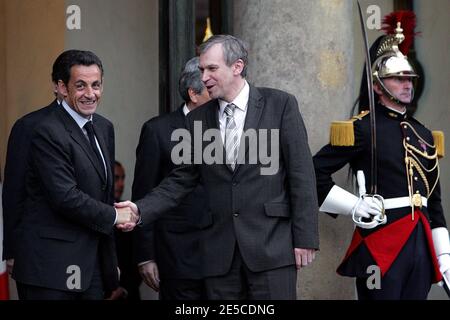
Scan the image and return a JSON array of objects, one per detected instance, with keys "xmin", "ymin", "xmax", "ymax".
[{"xmin": 313, "ymin": 102, "xmax": 446, "ymax": 299}]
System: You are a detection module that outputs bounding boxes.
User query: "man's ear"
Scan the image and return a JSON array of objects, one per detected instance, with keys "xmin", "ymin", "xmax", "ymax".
[
  {"xmin": 57, "ymin": 80, "xmax": 68, "ymax": 97},
  {"xmin": 53, "ymin": 82, "xmax": 58, "ymax": 95},
  {"xmin": 188, "ymin": 87, "xmax": 197, "ymax": 104},
  {"xmin": 373, "ymin": 82, "xmax": 383, "ymax": 96},
  {"xmin": 233, "ymin": 59, "xmax": 244, "ymax": 76}
]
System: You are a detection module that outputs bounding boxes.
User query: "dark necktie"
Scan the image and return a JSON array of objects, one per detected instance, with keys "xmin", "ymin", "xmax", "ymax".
[{"xmin": 84, "ymin": 121, "xmax": 106, "ymax": 179}]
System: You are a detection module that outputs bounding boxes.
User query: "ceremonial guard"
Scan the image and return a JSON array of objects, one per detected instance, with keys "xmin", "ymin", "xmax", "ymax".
[{"xmin": 313, "ymin": 11, "xmax": 450, "ymax": 299}]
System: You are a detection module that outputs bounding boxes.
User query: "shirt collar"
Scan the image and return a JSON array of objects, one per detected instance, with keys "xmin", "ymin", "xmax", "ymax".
[
  {"xmin": 61, "ymin": 100, "xmax": 93, "ymax": 129},
  {"xmin": 182, "ymin": 103, "xmax": 190, "ymax": 115},
  {"xmin": 385, "ymin": 104, "xmax": 407, "ymax": 115},
  {"xmin": 218, "ymin": 80, "xmax": 249, "ymax": 117}
]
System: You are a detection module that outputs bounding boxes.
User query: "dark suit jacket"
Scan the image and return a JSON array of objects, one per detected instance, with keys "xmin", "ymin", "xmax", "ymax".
[
  {"xmin": 2, "ymin": 100, "xmax": 58, "ymax": 261},
  {"xmin": 136, "ymin": 85, "xmax": 319, "ymax": 277},
  {"xmin": 12, "ymin": 106, "xmax": 119, "ymax": 292},
  {"xmin": 132, "ymin": 106, "xmax": 211, "ymax": 280}
]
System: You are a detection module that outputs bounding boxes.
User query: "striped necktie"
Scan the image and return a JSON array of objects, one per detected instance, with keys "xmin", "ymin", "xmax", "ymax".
[{"xmin": 224, "ymin": 103, "xmax": 239, "ymax": 170}]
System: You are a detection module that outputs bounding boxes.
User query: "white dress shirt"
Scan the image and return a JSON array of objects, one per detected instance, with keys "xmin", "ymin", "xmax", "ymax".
[
  {"xmin": 183, "ymin": 103, "xmax": 190, "ymax": 115},
  {"xmin": 218, "ymin": 80, "xmax": 250, "ymax": 145}
]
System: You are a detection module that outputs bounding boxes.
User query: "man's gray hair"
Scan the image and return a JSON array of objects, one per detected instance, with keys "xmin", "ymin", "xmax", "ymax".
[
  {"xmin": 179, "ymin": 57, "xmax": 205, "ymax": 103},
  {"xmin": 198, "ymin": 34, "xmax": 249, "ymax": 77}
]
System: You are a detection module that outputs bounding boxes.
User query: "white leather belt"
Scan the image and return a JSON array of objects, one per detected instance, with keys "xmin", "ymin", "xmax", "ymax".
[{"xmin": 384, "ymin": 196, "xmax": 428, "ymax": 210}]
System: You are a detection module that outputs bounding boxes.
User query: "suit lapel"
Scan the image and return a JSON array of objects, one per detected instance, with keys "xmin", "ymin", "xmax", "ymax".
[
  {"xmin": 234, "ymin": 85, "xmax": 264, "ymax": 173},
  {"xmin": 56, "ymin": 107, "xmax": 107, "ymax": 183},
  {"xmin": 242, "ymin": 85, "xmax": 264, "ymax": 133}
]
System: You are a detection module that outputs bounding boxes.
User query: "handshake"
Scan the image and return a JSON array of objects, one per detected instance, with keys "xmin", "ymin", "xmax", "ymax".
[{"xmin": 114, "ymin": 201, "xmax": 140, "ymax": 232}]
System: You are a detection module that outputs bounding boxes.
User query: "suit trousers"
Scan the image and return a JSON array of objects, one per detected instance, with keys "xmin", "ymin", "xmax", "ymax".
[
  {"xmin": 204, "ymin": 245, "xmax": 297, "ymax": 300},
  {"xmin": 159, "ymin": 278, "xmax": 206, "ymax": 300},
  {"xmin": 17, "ymin": 255, "xmax": 104, "ymax": 300}
]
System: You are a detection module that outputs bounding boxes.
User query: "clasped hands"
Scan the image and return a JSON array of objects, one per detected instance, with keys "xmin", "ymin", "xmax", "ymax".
[
  {"xmin": 114, "ymin": 200, "xmax": 140, "ymax": 232},
  {"xmin": 351, "ymin": 170, "xmax": 387, "ymax": 229},
  {"xmin": 351, "ymin": 195, "xmax": 387, "ymax": 229},
  {"xmin": 352, "ymin": 195, "xmax": 385, "ymax": 220}
]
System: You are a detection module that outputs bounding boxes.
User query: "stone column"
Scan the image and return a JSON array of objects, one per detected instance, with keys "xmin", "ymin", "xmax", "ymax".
[{"xmin": 234, "ymin": 0, "xmax": 356, "ymax": 299}]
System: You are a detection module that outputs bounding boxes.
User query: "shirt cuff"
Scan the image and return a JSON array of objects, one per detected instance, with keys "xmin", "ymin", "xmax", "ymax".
[{"xmin": 138, "ymin": 260, "xmax": 155, "ymax": 267}]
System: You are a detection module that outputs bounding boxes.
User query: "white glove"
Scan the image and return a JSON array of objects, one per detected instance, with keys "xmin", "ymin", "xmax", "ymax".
[
  {"xmin": 319, "ymin": 170, "xmax": 386, "ymax": 229},
  {"xmin": 432, "ymin": 227, "xmax": 450, "ymax": 287},
  {"xmin": 351, "ymin": 195, "xmax": 386, "ymax": 229},
  {"xmin": 319, "ymin": 185, "xmax": 361, "ymax": 215},
  {"xmin": 319, "ymin": 186, "xmax": 384, "ymax": 219},
  {"xmin": 352, "ymin": 196, "xmax": 384, "ymax": 219},
  {"xmin": 438, "ymin": 254, "xmax": 450, "ymax": 281}
]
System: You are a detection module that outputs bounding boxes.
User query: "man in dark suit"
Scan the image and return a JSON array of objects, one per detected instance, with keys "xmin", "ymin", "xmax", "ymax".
[
  {"xmin": 2, "ymin": 50, "xmax": 73, "ymax": 273},
  {"xmin": 10, "ymin": 50, "xmax": 137, "ymax": 300},
  {"xmin": 119, "ymin": 35, "xmax": 319, "ymax": 299},
  {"xmin": 132, "ymin": 57, "xmax": 211, "ymax": 300}
]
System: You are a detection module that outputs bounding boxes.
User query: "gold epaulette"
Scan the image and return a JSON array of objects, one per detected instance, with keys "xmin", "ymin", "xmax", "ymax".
[
  {"xmin": 330, "ymin": 110, "xmax": 369, "ymax": 146},
  {"xmin": 432, "ymin": 130, "xmax": 445, "ymax": 158}
]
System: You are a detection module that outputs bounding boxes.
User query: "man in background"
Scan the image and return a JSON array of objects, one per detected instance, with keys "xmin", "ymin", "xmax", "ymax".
[{"xmin": 132, "ymin": 57, "xmax": 211, "ymax": 299}]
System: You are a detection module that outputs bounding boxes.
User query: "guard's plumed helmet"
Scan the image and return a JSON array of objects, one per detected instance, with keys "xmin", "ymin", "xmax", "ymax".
[
  {"xmin": 372, "ymin": 11, "xmax": 419, "ymax": 104},
  {"xmin": 372, "ymin": 23, "xmax": 418, "ymax": 79}
]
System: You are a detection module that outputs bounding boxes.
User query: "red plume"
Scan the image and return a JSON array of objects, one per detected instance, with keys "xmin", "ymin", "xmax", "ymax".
[{"xmin": 381, "ymin": 11, "xmax": 419, "ymax": 55}]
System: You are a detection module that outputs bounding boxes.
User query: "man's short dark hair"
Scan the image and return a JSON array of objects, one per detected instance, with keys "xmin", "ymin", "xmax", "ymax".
[
  {"xmin": 52, "ymin": 50, "xmax": 76, "ymax": 84},
  {"xmin": 56, "ymin": 50, "xmax": 104, "ymax": 85}
]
